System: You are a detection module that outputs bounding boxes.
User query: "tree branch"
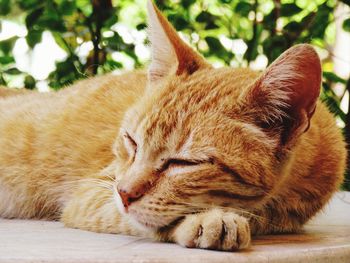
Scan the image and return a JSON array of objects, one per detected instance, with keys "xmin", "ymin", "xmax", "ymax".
[
  {"xmin": 246, "ymin": 0, "xmax": 259, "ymax": 64},
  {"xmin": 272, "ymin": 0, "xmax": 281, "ymax": 36},
  {"xmin": 86, "ymin": 0, "xmax": 113, "ymax": 75}
]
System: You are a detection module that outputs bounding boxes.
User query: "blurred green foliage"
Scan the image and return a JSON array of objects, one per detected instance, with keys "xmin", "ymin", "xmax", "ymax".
[{"xmin": 0, "ymin": 0, "xmax": 350, "ymax": 190}]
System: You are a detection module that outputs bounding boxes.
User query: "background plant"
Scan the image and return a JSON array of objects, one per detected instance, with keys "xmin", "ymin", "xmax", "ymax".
[{"xmin": 0, "ymin": 0, "xmax": 350, "ymax": 190}]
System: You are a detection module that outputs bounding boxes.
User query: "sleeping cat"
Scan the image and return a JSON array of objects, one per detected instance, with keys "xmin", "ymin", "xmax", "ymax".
[{"xmin": 0, "ymin": 1, "xmax": 346, "ymax": 251}]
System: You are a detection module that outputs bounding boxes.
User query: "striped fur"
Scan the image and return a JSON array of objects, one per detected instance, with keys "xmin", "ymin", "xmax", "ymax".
[{"xmin": 0, "ymin": 1, "xmax": 346, "ymax": 251}]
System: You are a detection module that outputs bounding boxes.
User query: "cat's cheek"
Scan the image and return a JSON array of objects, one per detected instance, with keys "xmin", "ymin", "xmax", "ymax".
[
  {"xmin": 113, "ymin": 188, "xmax": 127, "ymax": 215},
  {"xmin": 113, "ymin": 187, "xmax": 153, "ymax": 233},
  {"xmin": 125, "ymin": 212, "xmax": 152, "ymax": 233}
]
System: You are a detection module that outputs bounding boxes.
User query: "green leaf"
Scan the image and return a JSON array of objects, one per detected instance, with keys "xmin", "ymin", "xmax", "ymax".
[
  {"xmin": 124, "ymin": 45, "xmax": 138, "ymax": 61},
  {"xmin": 52, "ymin": 32, "xmax": 70, "ymax": 53},
  {"xmin": 262, "ymin": 10, "xmax": 277, "ymax": 31},
  {"xmin": 48, "ymin": 56, "xmax": 82, "ymax": 89},
  {"xmin": 205, "ymin": 21, "xmax": 219, "ymax": 30},
  {"xmin": 4, "ymin": 67, "xmax": 22, "ymax": 75},
  {"xmin": 34, "ymin": 3, "xmax": 66, "ymax": 32},
  {"xmin": 104, "ymin": 32, "xmax": 124, "ymax": 51},
  {"xmin": 25, "ymin": 7, "xmax": 44, "ymax": 28},
  {"xmin": 205, "ymin": 36, "xmax": 224, "ymax": 52},
  {"xmin": 244, "ymin": 24, "xmax": 263, "ymax": 62},
  {"xmin": 154, "ymin": 0, "xmax": 170, "ymax": 10},
  {"xmin": 196, "ymin": 11, "xmax": 216, "ymax": 23},
  {"xmin": 24, "ymin": 75, "xmax": 36, "ymax": 90},
  {"xmin": 235, "ymin": 2, "xmax": 252, "ymax": 17},
  {"xmin": 284, "ymin": 21, "xmax": 303, "ymax": 33},
  {"xmin": 343, "ymin": 18, "xmax": 350, "ymax": 32},
  {"xmin": 168, "ymin": 14, "xmax": 188, "ymax": 31},
  {"xmin": 323, "ymin": 72, "xmax": 347, "ymax": 84},
  {"xmin": 280, "ymin": 3, "xmax": 302, "ymax": 17},
  {"xmin": 18, "ymin": 0, "xmax": 40, "ymax": 10},
  {"xmin": 37, "ymin": 16, "xmax": 66, "ymax": 32},
  {"xmin": 0, "ymin": 0, "xmax": 11, "ymax": 15},
  {"xmin": 181, "ymin": 0, "xmax": 195, "ymax": 8},
  {"xmin": 299, "ymin": 12, "xmax": 316, "ymax": 31},
  {"xmin": 136, "ymin": 23, "xmax": 147, "ymax": 31},
  {"xmin": 0, "ymin": 74, "xmax": 6, "ymax": 85},
  {"xmin": 263, "ymin": 36, "xmax": 288, "ymax": 63},
  {"xmin": 321, "ymin": 82, "xmax": 346, "ymax": 122},
  {"xmin": 0, "ymin": 56, "xmax": 15, "ymax": 65},
  {"xmin": 76, "ymin": 0, "xmax": 92, "ymax": 17},
  {"xmin": 58, "ymin": 0, "xmax": 77, "ymax": 16},
  {"xmin": 103, "ymin": 13, "xmax": 118, "ymax": 28},
  {"xmin": 105, "ymin": 60, "xmax": 123, "ymax": 71},
  {"xmin": 26, "ymin": 29, "xmax": 43, "ymax": 48},
  {"xmin": 195, "ymin": 11, "xmax": 219, "ymax": 30},
  {"xmin": 307, "ymin": 3, "xmax": 332, "ymax": 39},
  {"xmin": 0, "ymin": 37, "xmax": 18, "ymax": 55}
]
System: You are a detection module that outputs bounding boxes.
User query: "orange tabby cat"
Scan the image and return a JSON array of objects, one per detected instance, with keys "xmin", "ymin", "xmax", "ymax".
[{"xmin": 0, "ymin": 1, "xmax": 346, "ymax": 251}]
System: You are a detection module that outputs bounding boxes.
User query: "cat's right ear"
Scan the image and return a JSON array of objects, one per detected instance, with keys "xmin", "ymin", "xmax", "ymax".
[
  {"xmin": 147, "ymin": 0, "xmax": 210, "ymax": 84},
  {"xmin": 243, "ymin": 44, "xmax": 321, "ymax": 148}
]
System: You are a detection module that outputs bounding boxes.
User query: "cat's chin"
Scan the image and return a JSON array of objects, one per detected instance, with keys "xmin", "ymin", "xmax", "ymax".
[
  {"xmin": 127, "ymin": 206, "xmax": 174, "ymax": 231},
  {"xmin": 128, "ymin": 213, "xmax": 162, "ymax": 231}
]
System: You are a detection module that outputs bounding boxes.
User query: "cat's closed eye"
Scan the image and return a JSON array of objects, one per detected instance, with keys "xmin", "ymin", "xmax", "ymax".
[
  {"xmin": 157, "ymin": 158, "xmax": 206, "ymax": 174},
  {"xmin": 123, "ymin": 132, "xmax": 137, "ymax": 161}
]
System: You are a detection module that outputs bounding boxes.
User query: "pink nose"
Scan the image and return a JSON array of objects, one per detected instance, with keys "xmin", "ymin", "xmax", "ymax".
[
  {"xmin": 117, "ymin": 181, "xmax": 152, "ymax": 211},
  {"xmin": 117, "ymin": 188, "xmax": 143, "ymax": 210}
]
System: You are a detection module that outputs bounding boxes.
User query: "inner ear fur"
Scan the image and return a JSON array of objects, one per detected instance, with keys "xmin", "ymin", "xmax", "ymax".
[{"xmin": 244, "ymin": 44, "xmax": 321, "ymax": 147}]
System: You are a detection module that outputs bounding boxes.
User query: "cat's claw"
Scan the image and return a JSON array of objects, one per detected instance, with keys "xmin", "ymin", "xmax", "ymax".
[{"xmin": 173, "ymin": 209, "xmax": 251, "ymax": 251}]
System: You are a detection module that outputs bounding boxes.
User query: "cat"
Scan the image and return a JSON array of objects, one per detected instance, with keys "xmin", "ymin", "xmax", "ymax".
[{"xmin": 0, "ymin": 1, "xmax": 346, "ymax": 251}]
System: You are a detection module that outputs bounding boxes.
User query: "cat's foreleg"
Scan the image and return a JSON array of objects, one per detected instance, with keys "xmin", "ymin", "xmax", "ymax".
[
  {"xmin": 158, "ymin": 209, "xmax": 251, "ymax": 251},
  {"xmin": 61, "ymin": 180, "xmax": 251, "ymax": 250}
]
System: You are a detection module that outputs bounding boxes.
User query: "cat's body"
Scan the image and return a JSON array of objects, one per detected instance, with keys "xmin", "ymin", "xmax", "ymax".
[
  {"xmin": 0, "ymin": 72, "xmax": 145, "ymax": 221},
  {"xmin": 0, "ymin": 1, "xmax": 346, "ymax": 251}
]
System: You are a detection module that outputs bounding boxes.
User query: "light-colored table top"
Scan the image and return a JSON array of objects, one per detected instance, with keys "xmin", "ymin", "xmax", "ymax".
[{"xmin": 0, "ymin": 192, "xmax": 349, "ymax": 263}]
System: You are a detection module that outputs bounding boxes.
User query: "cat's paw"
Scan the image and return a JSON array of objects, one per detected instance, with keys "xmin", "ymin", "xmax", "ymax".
[{"xmin": 173, "ymin": 209, "xmax": 251, "ymax": 251}]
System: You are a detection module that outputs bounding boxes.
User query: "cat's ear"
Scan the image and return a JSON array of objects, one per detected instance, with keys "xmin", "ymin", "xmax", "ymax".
[
  {"xmin": 147, "ymin": 0, "xmax": 210, "ymax": 83},
  {"xmin": 245, "ymin": 44, "xmax": 321, "ymax": 147}
]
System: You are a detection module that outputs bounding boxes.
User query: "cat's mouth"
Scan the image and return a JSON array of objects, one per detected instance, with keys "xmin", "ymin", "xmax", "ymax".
[
  {"xmin": 113, "ymin": 187, "xmax": 173, "ymax": 230},
  {"xmin": 113, "ymin": 186, "xmax": 185, "ymax": 231}
]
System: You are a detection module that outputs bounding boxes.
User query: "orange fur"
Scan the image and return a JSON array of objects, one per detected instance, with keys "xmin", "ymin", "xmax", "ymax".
[
  {"xmin": 0, "ymin": 1, "xmax": 346, "ymax": 251},
  {"xmin": 0, "ymin": 87, "xmax": 29, "ymax": 98}
]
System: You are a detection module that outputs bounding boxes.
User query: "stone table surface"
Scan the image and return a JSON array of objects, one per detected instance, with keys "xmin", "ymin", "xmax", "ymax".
[{"xmin": 0, "ymin": 192, "xmax": 349, "ymax": 263}]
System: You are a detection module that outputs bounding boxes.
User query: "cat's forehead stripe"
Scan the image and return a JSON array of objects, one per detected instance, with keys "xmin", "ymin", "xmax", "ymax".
[{"xmin": 136, "ymin": 71, "xmax": 251, "ymax": 151}]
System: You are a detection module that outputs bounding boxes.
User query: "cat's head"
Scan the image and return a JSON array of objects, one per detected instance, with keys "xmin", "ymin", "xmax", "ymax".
[{"xmin": 113, "ymin": 1, "xmax": 321, "ymax": 231}]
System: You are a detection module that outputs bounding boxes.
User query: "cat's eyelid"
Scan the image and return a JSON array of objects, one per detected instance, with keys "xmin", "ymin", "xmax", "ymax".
[
  {"xmin": 168, "ymin": 158, "xmax": 201, "ymax": 166},
  {"xmin": 157, "ymin": 157, "xmax": 211, "ymax": 173},
  {"xmin": 123, "ymin": 132, "xmax": 137, "ymax": 148},
  {"xmin": 123, "ymin": 131, "xmax": 138, "ymax": 161},
  {"xmin": 170, "ymin": 154, "xmax": 214, "ymax": 164}
]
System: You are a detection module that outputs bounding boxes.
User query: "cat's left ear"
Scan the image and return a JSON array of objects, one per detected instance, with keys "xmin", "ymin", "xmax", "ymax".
[
  {"xmin": 147, "ymin": 0, "xmax": 210, "ymax": 84},
  {"xmin": 244, "ymin": 44, "xmax": 321, "ymax": 147}
]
